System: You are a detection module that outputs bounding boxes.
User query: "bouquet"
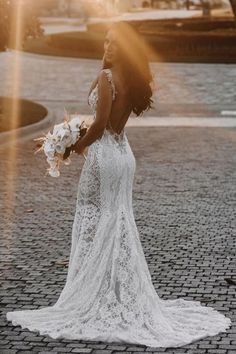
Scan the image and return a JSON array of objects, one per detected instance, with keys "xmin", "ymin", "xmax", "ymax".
[{"xmin": 34, "ymin": 109, "xmax": 92, "ymax": 177}]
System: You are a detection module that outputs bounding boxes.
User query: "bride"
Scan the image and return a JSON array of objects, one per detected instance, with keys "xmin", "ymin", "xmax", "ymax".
[{"xmin": 6, "ymin": 21, "xmax": 231, "ymax": 348}]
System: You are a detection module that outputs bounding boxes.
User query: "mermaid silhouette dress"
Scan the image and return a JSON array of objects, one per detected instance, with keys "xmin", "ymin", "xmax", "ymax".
[{"xmin": 6, "ymin": 68, "xmax": 232, "ymax": 347}]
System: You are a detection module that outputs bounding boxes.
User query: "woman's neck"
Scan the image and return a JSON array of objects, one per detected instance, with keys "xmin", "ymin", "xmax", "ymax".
[{"xmin": 111, "ymin": 62, "xmax": 123, "ymax": 76}]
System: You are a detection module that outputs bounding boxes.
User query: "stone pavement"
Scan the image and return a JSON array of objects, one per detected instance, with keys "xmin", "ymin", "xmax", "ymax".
[
  {"xmin": 0, "ymin": 51, "xmax": 236, "ymax": 353},
  {"xmin": 0, "ymin": 125, "xmax": 236, "ymax": 354},
  {"xmin": 0, "ymin": 52, "xmax": 236, "ymax": 128}
]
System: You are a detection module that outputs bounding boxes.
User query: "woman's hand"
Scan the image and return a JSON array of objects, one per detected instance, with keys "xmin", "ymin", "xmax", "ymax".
[{"xmin": 71, "ymin": 140, "xmax": 86, "ymax": 156}]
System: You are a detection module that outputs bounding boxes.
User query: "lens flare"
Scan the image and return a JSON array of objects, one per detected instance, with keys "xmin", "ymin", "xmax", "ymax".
[{"xmin": 3, "ymin": 0, "xmax": 24, "ymax": 239}]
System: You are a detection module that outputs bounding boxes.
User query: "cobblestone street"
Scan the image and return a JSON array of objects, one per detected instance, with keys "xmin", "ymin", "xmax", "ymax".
[
  {"xmin": 1, "ymin": 49, "xmax": 236, "ymax": 353},
  {"xmin": 0, "ymin": 52, "xmax": 236, "ymax": 123},
  {"xmin": 1, "ymin": 125, "xmax": 236, "ymax": 354}
]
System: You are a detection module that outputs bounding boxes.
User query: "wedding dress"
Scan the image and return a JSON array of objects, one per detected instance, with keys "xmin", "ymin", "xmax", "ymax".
[{"xmin": 6, "ymin": 68, "xmax": 232, "ymax": 348}]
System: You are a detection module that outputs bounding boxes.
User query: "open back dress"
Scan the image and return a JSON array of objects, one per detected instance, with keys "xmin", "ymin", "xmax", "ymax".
[{"xmin": 6, "ymin": 68, "xmax": 232, "ymax": 348}]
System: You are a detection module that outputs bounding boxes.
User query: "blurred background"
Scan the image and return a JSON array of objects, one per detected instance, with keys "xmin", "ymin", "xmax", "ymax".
[{"xmin": 0, "ymin": 0, "xmax": 235, "ymax": 134}]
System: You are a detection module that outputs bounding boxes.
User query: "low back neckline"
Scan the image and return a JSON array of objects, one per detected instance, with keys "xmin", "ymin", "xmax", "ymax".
[
  {"xmin": 103, "ymin": 68, "xmax": 118, "ymax": 100},
  {"xmin": 102, "ymin": 68, "xmax": 125, "ymax": 138},
  {"xmin": 88, "ymin": 68, "xmax": 126, "ymax": 140}
]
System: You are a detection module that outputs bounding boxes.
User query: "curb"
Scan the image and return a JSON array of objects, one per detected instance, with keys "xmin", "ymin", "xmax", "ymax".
[
  {"xmin": 1, "ymin": 114, "xmax": 236, "ymax": 150},
  {"xmin": 126, "ymin": 116, "xmax": 236, "ymax": 127},
  {"xmin": 0, "ymin": 108, "xmax": 56, "ymax": 149}
]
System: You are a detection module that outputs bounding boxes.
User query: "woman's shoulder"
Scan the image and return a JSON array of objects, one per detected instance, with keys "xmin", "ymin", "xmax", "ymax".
[
  {"xmin": 97, "ymin": 69, "xmax": 117, "ymax": 100},
  {"xmin": 89, "ymin": 69, "xmax": 109, "ymax": 90},
  {"xmin": 97, "ymin": 68, "xmax": 112, "ymax": 81}
]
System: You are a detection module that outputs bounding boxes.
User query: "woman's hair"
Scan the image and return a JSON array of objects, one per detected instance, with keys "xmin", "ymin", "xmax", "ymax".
[{"xmin": 102, "ymin": 21, "xmax": 155, "ymax": 117}]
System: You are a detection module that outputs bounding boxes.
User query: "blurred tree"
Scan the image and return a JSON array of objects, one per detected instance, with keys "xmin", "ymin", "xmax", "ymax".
[
  {"xmin": 0, "ymin": 0, "xmax": 44, "ymax": 51},
  {"xmin": 229, "ymin": 0, "xmax": 236, "ymax": 19},
  {"xmin": 66, "ymin": 0, "xmax": 72, "ymax": 17}
]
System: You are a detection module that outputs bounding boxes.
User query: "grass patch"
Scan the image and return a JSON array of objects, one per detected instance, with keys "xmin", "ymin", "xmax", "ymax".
[
  {"xmin": 23, "ymin": 31, "xmax": 104, "ymax": 59},
  {"xmin": 0, "ymin": 97, "xmax": 48, "ymax": 133},
  {"xmin": 86, "ymin": 17, "xmax": 236, "ymax": 33},
  {"xmin": 21, "ymin": 17, "xmax": 236, "ymax": 63}
]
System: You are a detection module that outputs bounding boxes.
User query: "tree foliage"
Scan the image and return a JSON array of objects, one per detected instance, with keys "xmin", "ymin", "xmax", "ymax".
[
  {"xmin": 0, "ymin": 0, "xmax": 44, "ymax": 51},
  {"xmin": 229, "ymin": 0, "xmax": 236, "ymax": 19}
]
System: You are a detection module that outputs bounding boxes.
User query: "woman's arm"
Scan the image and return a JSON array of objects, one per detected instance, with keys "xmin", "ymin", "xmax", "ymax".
[
  {"xmin": 73, "ymin": 70, "xmax": 113, "ymax": 153},
  {"xmin": 87, "ymin": 76, "xmax": 99, "ymax": 100},
  {"xmin": 87, "ymin": 54, "xmax": 106, "ymax": 99}
]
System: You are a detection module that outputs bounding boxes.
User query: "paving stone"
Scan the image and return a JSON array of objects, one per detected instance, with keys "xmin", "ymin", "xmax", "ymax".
[
  {"xmin": 88, "ymin": 344, "xmax": 107, "ymax": 349},
  {"xmin": 71, "ymin": 349, "xmax": 93, "ymax": 353},
  {"xmin": 66, "ymin": 343, "xmax": 87, "ymax": 348},
  {"xmin": 11, "ymin": 344, "xmax": 33, "ymax": 350},
  {"xmin": 0, "ymin": 340, "xmax": 10, "ymax": 345},
  {"xmin": 112, "ymin": 352, "xmax": 133, "ymax": 354},
  {"xmin": 91, "ymin": 351, "xmax": 112, "ymax": 354},
  {"xmin": 5, "ymin": 336, "xmax": 26, "ymax": 341},
  {"xmin": 24, "ymin": 336, "xmax": 44, "ymax": 342},
  {"xmin": 51, "ymin": 347, "xmax": 72, "ymax": 352},
  {"xmin": 106, "ymin": 345, "xmax": 127, "ymax": 351},
  {"xmin": 124, "ymin": 348, "xmax": 145, "ymax": 352},
  {"xmin": 31, "ymin": 348, "xmax": 53, "ymax": 353}
]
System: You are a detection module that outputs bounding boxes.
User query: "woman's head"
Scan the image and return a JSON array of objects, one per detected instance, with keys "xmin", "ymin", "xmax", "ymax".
[{"xmin": 102, "ymin": 21, "xmax": 154, "ymax": 116}]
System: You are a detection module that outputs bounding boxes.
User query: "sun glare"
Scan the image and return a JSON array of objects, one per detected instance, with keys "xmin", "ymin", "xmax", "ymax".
[{"xmin": 4, "ymin": 0, "xmax": 24, "ymax": 238}]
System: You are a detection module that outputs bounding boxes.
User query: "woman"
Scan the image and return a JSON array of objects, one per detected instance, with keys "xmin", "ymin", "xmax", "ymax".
[{"xmin": 6, "ymin": 21, "xmax": 231, "ymax": 348}]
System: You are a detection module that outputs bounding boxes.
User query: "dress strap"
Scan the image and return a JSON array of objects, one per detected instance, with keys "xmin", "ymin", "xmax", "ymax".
[
  {"xmin": 102, "ymin": 68, "xmax": 124, "ymax": 139},
  {"xmin": 102, "ymin": 68, "xmax": 117, "ymax": 101}
]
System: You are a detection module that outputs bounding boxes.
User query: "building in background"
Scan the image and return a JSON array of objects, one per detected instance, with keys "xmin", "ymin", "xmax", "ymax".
[
  {"xmin": 34, "ymin": 0, "xmax": 230, "ymax": 17},
  {"xmin": 36, "ymin": 0, "xmax": 154, "ymax": 17}
]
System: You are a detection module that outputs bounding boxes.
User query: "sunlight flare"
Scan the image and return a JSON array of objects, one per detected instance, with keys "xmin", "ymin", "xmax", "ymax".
[{"xmin": 4, "ymin": 0, "xmax": 24, "ymax": 239}]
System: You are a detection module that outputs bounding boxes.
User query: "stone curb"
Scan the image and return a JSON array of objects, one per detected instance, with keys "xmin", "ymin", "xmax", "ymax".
[
  {"xmin": 126, "ymin": 116, "xmax": 236, "ymax": 127},
  {"xmin": 0, "ymin": 107, "xmax": 56, "ymax": 148},
  {"xmin": 1, "ymin": 113, "xmax": 236, "ymax": 150}
]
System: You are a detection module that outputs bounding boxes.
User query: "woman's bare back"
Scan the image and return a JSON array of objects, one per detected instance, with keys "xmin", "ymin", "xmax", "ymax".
[
  {"xmin": 105, "ymin": 68, "xmax": 132, "ymax": 135},
  {"xmin": 88, "ymin": 68, "xmax": 132, "ymax": 136}
]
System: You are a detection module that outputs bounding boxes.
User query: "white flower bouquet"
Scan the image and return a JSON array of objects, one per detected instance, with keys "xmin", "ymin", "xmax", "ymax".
[{"xmin": 34, "ymin": 109, "xmax": 92, "ymax": 177}]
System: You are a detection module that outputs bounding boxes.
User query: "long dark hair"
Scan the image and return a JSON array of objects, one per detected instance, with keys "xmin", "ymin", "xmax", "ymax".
[{"xmin": 102, "ymin": 21, "xmax": 155, "ymax": 117}]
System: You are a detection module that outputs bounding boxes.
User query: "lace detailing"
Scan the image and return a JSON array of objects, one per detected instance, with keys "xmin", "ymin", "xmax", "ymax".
[
  {"xmin": 6, "ymin": 70, "xmax": 232, "ymax": 347},
  {"xmin": 87, "ymin": 68, "xmax": 117, "ymax": 114},
  {"xmin": 103, "ymin": 68, "xmax": 118, "ymax": 101},
  {"xmin": 87, "ymin": 68, "xmax": 124, "ymax": 142}
]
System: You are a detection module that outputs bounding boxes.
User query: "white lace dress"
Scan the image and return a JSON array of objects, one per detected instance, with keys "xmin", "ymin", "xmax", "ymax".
[{"xmin": 6, "ymin": 68, "xmax": 232, "ymax": 348}]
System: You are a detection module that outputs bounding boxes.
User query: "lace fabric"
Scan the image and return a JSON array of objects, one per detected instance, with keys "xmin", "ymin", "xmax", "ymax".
[
  {"xmin": 88, "ymin": 68, "xmax": 124, "ymax": 142},
  {"xmin": 6, "ymin": 68, "xmax": 232, "ymax": 347}
]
